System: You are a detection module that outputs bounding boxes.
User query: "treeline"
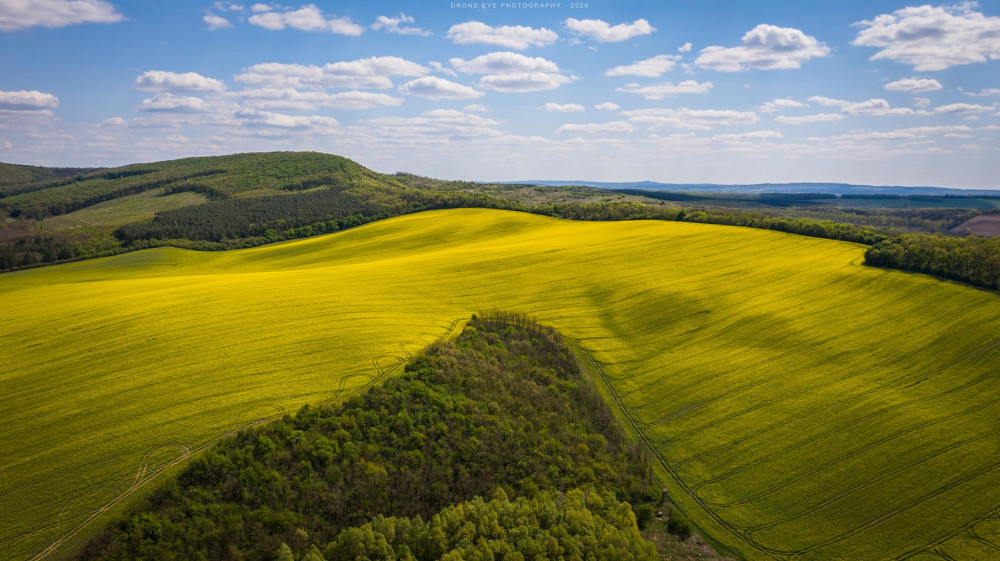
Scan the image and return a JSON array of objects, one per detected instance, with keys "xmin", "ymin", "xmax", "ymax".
[
  {"xmin": 1, "ymin": 169, "xmax": 226, "ymax": 219},
  {"xmin": 865, "ymin": 234, "xmax": 1000, "ymax": 290},
  {"xmin": 534, "ymin": 201, "xmax": 890, "ymax": 245},
  {"xmin": 114, "ymin": 187, "xmax": 518, "ymax": 245},
  {"xmin": 79, "ymin": 315, "xmax": 664, "ymax": 561}
]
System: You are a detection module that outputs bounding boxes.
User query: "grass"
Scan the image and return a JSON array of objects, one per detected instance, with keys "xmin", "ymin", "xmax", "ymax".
[
  {"xmin": 39, "ymin": 190, "xmax": 208, "ymax": 230},
  {"xmin": 2, "ymin": 208, "xmax": 1000, "ymax": 561}
]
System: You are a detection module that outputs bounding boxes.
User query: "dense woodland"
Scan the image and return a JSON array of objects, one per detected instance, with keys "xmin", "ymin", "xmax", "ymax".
[
  {"xmin": 865, "ymin": 234, "xmax": 1000, "ymax": 290},
  {"xmin": 78, "ymin": 313, "xmax": 673, "ymax": 561},
  {"xmin": 2, "ymin": 153, "xmax": 1000, "ymax": 293}
]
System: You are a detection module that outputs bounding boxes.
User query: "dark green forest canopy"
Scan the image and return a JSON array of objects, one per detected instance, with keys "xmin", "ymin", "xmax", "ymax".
[{"xmin": 77, "ymin": 313, "xmax": 663, "ymax": 561}]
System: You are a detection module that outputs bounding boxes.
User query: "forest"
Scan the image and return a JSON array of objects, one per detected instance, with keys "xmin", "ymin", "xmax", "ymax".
[{"xmin": 77, "ymin": 313, "xmax": 680, "ymax": 561}]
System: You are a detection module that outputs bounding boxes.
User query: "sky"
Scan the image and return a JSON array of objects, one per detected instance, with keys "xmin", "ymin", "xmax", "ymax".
[{"xmin": 1, "ymin": 1, "xmax": 999, "ymax": 187}]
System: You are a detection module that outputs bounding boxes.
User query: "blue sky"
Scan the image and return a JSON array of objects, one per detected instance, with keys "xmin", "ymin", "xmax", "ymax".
[{"xmin": 1, "ymin": 0, "xmax": 999, "ymax": 187}]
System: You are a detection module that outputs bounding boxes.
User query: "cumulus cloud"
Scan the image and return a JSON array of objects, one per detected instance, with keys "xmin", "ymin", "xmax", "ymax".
[
  {"xmin": 774, "ymin": 113, "xmax": 844, "ymax": 124},
  {"xmin": 135, "ymin": 93, "xmax": 215, "ymax": 113},
  {"xmin": 450, "ymin": 52, "xmax": 572, "ymax": 93},
  {"xmin": 964, "ymin": 87, "xmax": 1000, "ymax": 96},
  {"xmin": 446, "ymin": 21, "xmax": 557, "ymax": 49},
  {"xmin": 0, "ymin": 0, "xmax": 125, "ymax": 31},
  {"xmin": 204, "ymin": 14, "xmax": 232, "ymax": 30},
  {"xmin": 451, "ymin": 52, "xmax": 560, "ymax": 74},
  {"xmin": 564, "ymin": 18, "xmax": 655, "ymax": 42},
  {"xmin": 248, "ymin": 4, "xmax": 362, "ymax": 35},
  {"xmin": 696, "ymin": 24, "xmax": 830, "ymax": 71},
  {"xmin": 236, "ymin": 108, "xmax": 338, "ymax": 130},
  {"xmin": 371, "ymin": 12, "xmax": 430, "ymax": 36},
  {"xmin": 595, "ymin": 102, "xmax": 620, "ymax": 111},
  {"xmin": 605, "ymin": 55, "xmax": 681, "ymax": 77},
  {"xmin": 478, "ymin": 73, "xmax": 574, "ymax": 93},
  {"xmin": 759, "ymin": 98, "xmax": 806, "ymax": 113},
  {"xmin": 678, "ymin": 42, "xmax": 692, "ymax": 52},
  {"xmin": 134, "ymin": 71, "xmax": 227, "ymax": 93},
  {"xmin": 542, "ymin": 103, "xmax": 584, "ymax": 112},
  {"xmin": 713, "ymin": 130, "xmax": 783, "ymax": 141},
  {"xmin": 557, "ymin": 121, "xmax": 635, "ymax": 134},
  {"xmin": 365, "ymin": 109, "xmax": 501, "ymax": 140},
  {"xmin": 935, "ymin": 102, "xmax": 994, "ymax": 113},
  {"xmin": 884, "ymin": 78, "xmax": 943, "ymax": 93},
  {"xmin": 464, "ymin": 104, "xmax": 488, "ymax": 112},
  {"xmin": 0, "ymin": 89, "xmax": 59, "ymax": 111},
  {"xmin": 807, "ymin": 95, "xmax": 914, "ymax": 116},
  {"xmin": 235, "ymin": 88, "xmax": 404, "ymax": 110},
  {"xmin": 616, "ymin": 80, "xmax": 713, "ymax": 99},
  {"xmin": 235, "ymin": 57, "xmax": 428, "ymax": 90},
  {"xmin": 398, "ymin": 77, "xmax": 483, "ymax": 100},
  {"xmin": 621, "ymin": 107, "xmax": 759, "ymax": 130},
  {"xmin": 853, "ymin": 3, "xmax": 1000, "ymax": 71}
]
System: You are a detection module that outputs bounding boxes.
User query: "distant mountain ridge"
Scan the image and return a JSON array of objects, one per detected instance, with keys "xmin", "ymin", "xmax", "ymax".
[{"xmin": 507, "ymin": 180, "xmax": 1000, "ymax": 197}]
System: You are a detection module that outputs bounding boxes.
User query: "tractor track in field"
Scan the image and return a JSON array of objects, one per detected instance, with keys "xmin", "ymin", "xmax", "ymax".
[
  {"xmin": 682, "ymin": 336, "xmax": 1000, "ymax": 490},
  {"xmin": 568, "ymin": 323, "xmax": 1000, "ymax": 561}
]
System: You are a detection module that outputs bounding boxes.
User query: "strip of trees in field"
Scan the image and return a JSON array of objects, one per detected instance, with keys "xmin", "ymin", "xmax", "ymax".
[{"xmin": 78, "ymin": 315, "xmax": 671, "ymax": 561}]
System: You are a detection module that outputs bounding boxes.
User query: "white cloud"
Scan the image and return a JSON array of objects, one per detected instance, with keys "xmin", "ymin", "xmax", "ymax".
[
  {"xmin": 841, "ymin": 98, "xmax": 915, "ymax": 116},
  {"xmin": 135, "ymin": 93, "xmax": 215, "ymax": 113},
  {"xmin": 595, "ymin": 102, "xmax": 620, "ymax": 111},
  {"xmin": 914, "ymin": 97, "xmax": 932, "ymax": 108},
  {"xmin": 364, "ymin": 109, "xmax": 501, "ymax": 140},
  {"xmin": 235, "ymin": 57, "xmax": 428, "ymax": 90},
  {"xmin": 236, "ymin": 108, "xmax": 338, "ymax": 130},
  {"xmin": 250, "ymin": 3, "xmax": 273, "ymax": 12},
  {"xmin": 853, "ymin": 3, "xmax": 1000, "ymax": 71},
  {"xmin": 478, "ymin": 72, "xmax": 574, "ymax": 93},
  {"xmin": 557, "ymin": 121, "xmax": 636, "ymax": 134},
  {"xmin": 542, "ymin": 103, "xmax": 584, "ymax": 112},
  {"xmin": 696, "ymin": 24, "xmax": 830, "ymax": 71},
  {"xmin": 616, "ymin": 80, "xmax": 713, "ymax": 99},
  {"xmin": 450, "ymin": 52, "xmax": 572, "ymax": 93},
  {"xmin": 204, "ymin": 14, "xmax": 232, "ymax": 30},
  {"xmin": 678, "ymin": 42, "xmax": 692, "ymax": 53},
  {"xmin": 399, "ymin": 76, "xmax": 483, "ymax": 100},
  {"xmin": 965, "ymin": 88, "xmax": 1000, "ymax": 96},
  {"xmin": 0, "ymin": 0, "xmax": 124, "ymax": 31},
  {"xmin": 134, "ymin": 71, "xmax": 226, "ymax": 93},
  {"xmin": 826, "ymin": 125, "xmax": 972, "ymax": 141},
  {"xmin": 564, "ymin": 18, "xmax": 655, "ymax": 42},
  {"xmin": 0, "ymin": 89, "xmax": 58, "ymax": 111},
  {"xmin": 371, "ymin": 12, "xmax": 430, "ymax": 36},
  {"xmin": 622, "ymin": 107, "xmax": 759, "ymax": 130},
  {"xmin": 235, "ymin": 88, "xmax": 403, "ymax": 110},
  {"xmin": 446, "ymin": 21, "xmax": 557, "ymax": 49},
  {"xmin": 774, "ymin": 113, "xmax": 844, "ymax": 125},
  {"xmin": 935, "ymin": 102, "xmax": 994, "ymax": 113},
  {"xmin": 605, "ymin": 55, "xmax": 681, "ymax": 77},
  {"xmin": 464, "ymin": 104, "xmax": 488, "ymax": 112},
  {"xmin": 884, "ymin": 78, "xmax": 943, "ymax": 93},
  {"xmin": 428, "ymin": 61, "xmax": 458, "ymax": 77},
  {"xmin": 759, "ymin": 98, "xmax": 806, "ymax": 113},
  {"xmin": 807, "ymin": 95, "xmax": 914, "ymax": 116},
  {"xmin": 248, "ymin": 4, "xmax": 363, "ymax": 35},
  {"xmin": 214, "ymin": 2, "xmax": 244, "ymax": 11},
  {"xmin": 713, "ymin": 130, "xmax": 783, "ymax": 141},
  {"xmin": 451, "ymin": 52, "xmax": 560, "ymax": 74}
]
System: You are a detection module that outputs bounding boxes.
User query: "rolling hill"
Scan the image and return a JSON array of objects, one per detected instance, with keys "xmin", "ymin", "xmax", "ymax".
[{"xmin": 2, "ymin": 209, "xmax": 999, "ymax": 560}]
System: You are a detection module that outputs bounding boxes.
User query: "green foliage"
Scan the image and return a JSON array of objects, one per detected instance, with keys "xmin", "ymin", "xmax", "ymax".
[
  {"xmin": 865, "ymin": 233, "xmax": 1000, "ymax": 289},
  {"xmin": 666, "ymin": 510, "xmax": 692, "ymax": 540},
  {"xmin": 77, "ymin": 315, "xmax": 658, "ymax": 561},
  {"xmin": 324, "ymin": 488, "xmax": 657, "ymax": 561}
]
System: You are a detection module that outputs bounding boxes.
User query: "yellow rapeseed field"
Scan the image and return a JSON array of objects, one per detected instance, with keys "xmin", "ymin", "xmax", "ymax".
[{"xmin": 2, "ymin": 209, "xmax": 999, "ymax": 560}]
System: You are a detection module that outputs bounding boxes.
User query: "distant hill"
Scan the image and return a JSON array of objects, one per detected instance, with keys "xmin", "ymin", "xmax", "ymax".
[
  {"xmin": 509, "ymin": 180, "xmax": 1000, "ymax": 197},
  {"xmin": 0, "ymin": 161, "xmax": 100, "ymax": 187}
]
